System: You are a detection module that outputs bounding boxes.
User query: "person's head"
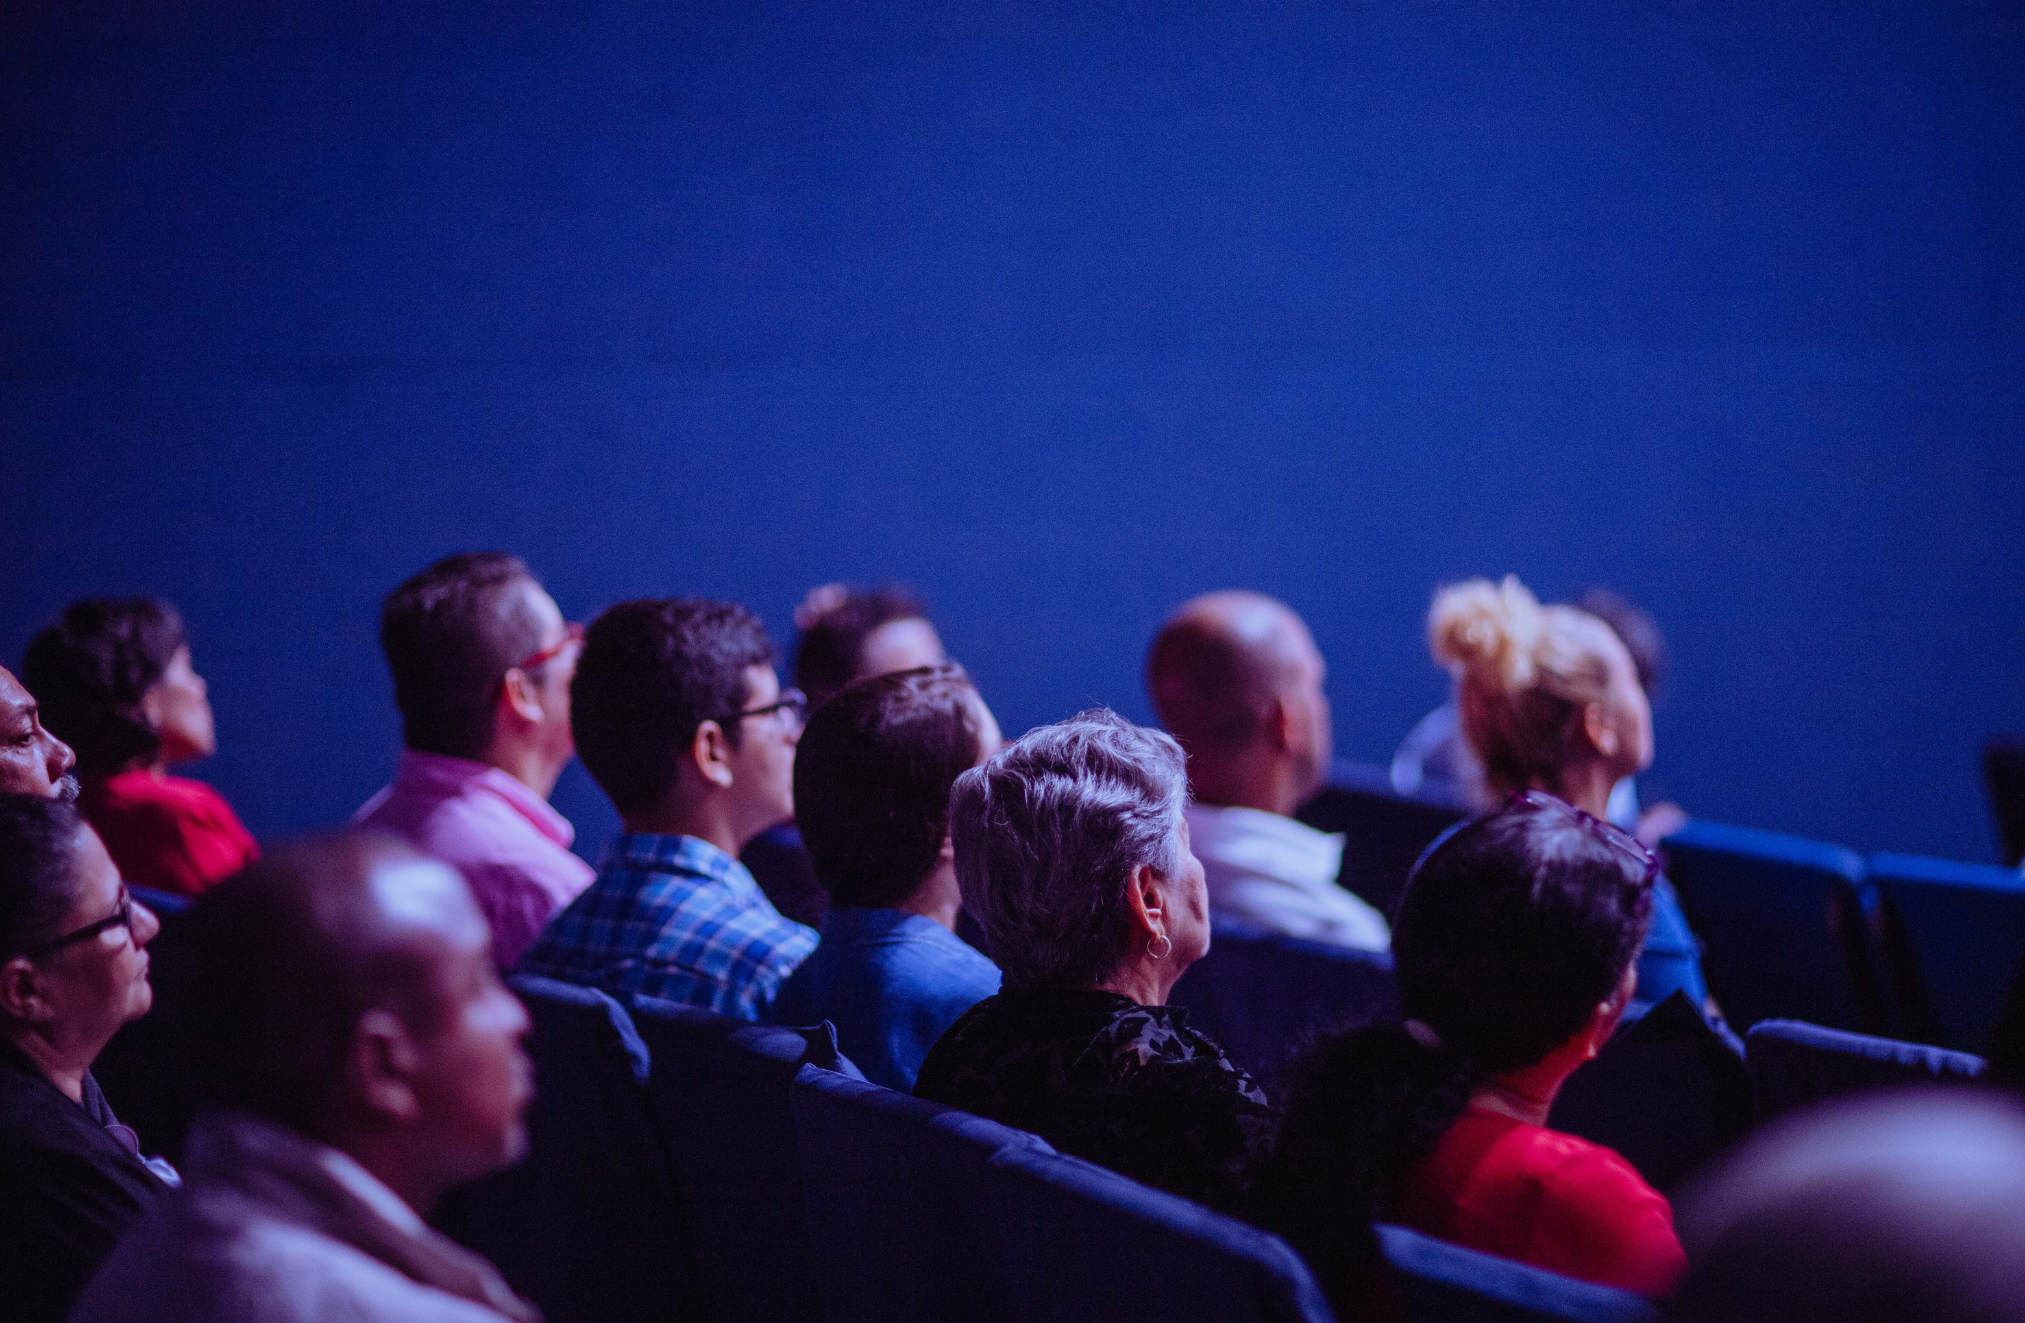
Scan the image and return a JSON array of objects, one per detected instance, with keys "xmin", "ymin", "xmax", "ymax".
[
  {"xmin": 1429, "ymin": 575, "xmax": 1653, "ymax": 801},
  {"xmin": 1146, "ymin": 590, "xmax": 1332, "ymax": 815},
  {"xmin": 793, "ymin": 584, "xmax": 946, "ymax": 712},
  {"xmin": 0, "ymin": 666, "xmax": 78, "ymax": 801},
  {"xmin": 950, "ymin": 709, "xmax": 1204, "ymax": 999},
  {"xmin": 1671, "ymin": 1089, "xmax": 2025, "ymax": 1323},
  {"xmin": 793, "ymin": 664, "xmax": 1002, "ymax": 913},
  {"xmin": 22, "ymin": 597, "xmax": 212, "ymax": 776},
  {"xmin": 0, "ymin": 795, "xmax": 160, "ymax": 1073},
  {"xmin": 1574, "ymin": 587, "xmax": 1668, "ymax": 705},
  {"xmin": 1255, "ymin": 793, "xmax": 1656, "ymax": 1311},
  {"xmin": 571, "ymin": 598, "xmax": 799, "ymax": 845},
  {"xmin": 178, "ymin": 833, "xmax": 531, "ymax": 1213},
  {"xmin": 379, "ymin": 553, "xmax": 578, "ymax": 786}
]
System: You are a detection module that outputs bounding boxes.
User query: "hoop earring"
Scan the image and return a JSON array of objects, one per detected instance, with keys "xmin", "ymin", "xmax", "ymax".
[{"xmin": 1147, "ymin": 933, "xmax": 1173, "ymax": 961}]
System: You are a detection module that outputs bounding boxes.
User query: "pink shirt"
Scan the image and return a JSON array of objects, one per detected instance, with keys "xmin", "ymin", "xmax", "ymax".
[{"xmin": 353, "ymin": 752, "xmax": 596, "ymax": 968}]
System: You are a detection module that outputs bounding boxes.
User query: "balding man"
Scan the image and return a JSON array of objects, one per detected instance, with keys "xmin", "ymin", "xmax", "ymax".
[
  {"xmin": 0, "ymin": 666, "xmax": 79, "ymax": 801},
  {"xmin": 70, "ymin": 834, "xmax": 539, "ymax": 1323},
  {"xmin": 1147, "ymin": 592, "xmax": 1388, "ymax": 951}
]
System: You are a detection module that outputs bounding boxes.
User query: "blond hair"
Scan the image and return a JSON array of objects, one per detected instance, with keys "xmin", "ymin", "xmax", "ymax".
[{"xmin": 1428, "ymin": 575, "xmax": 1615, "ymax": 797}]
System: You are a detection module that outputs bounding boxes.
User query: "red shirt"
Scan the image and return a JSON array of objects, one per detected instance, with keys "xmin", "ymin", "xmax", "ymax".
[
  {"xmin": 1393, "ymin": 1107, "xmax": 1685, "ymax": 1296},
  {"xmin": 79, "ymin": 769, "xmax": 259, "ymax": 898}
]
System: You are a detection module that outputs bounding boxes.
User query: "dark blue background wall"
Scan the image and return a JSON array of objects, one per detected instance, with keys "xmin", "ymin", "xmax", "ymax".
[{"xmin": 4, "ymin": 2, "xmax": 2021, "ymax": 865}]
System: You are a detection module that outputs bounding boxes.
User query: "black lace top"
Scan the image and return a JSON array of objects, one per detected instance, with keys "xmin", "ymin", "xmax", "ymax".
[{"xmin": 912, "ymin": 987, "xmax": 1273, "ymax": 1213}]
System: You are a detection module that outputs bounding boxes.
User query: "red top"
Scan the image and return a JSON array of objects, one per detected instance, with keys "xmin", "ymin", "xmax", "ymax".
[
  {"xmin": 1393, "ymin": 1107, "xmax": 1685, "ymax": 1296},
  {"xmin": 79, "ymin": 769, "xmax": 260, "ymax": 898}
]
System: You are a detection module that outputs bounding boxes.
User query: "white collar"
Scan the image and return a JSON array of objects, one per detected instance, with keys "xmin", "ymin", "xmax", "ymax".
[{"xmin": 1185, "ymin": 802, "xmax": 1344, "ymax": 887}]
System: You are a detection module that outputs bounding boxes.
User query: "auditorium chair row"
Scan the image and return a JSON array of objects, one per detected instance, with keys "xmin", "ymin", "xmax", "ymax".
[{"xmin": 1296, "ymin": 761, "xmax": 2025, "ymax": 1053}]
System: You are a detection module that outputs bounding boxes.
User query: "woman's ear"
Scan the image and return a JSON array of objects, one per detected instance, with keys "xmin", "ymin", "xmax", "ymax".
[
  {"xmin": 1583, "ymin": 962, "xmax": 1641, "ymax": 1059},
  {"xmin": 1124, "ymin": 861, "xmax": 1165, "ymax": 940},
  {"xmin": 1582, "ymin": 700, "xmax": 1619, "ymax": 758}
]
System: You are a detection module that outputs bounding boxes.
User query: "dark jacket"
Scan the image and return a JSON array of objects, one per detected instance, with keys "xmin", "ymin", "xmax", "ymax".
[
  {"xmin": 913, "ymin": 987, "xmax": 1273, "ymax": 1212},
  {"xmin": 0, "ymin": 1038, "xmax": 168, "ymax": 1323}
]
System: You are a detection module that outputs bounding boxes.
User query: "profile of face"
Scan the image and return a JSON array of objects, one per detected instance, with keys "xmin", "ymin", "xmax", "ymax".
[
  {"xmin": 10, "ymin": 825, "xmax": 161, "ymax": 1052},
  {"xmin": 857, "ymin": 617, "xmax": 946, "ymax": 682},
  {"xmin": 1583, "ymin": 621, "xmax": 1654, "ymax": 779},
  {"xmin": 512, "ymin": 581, "xmax": 580, "ymax": 767},
  {"xmin": 1159, "ymin": 813, "xmax": 1213, "ymax": 969},
  {"xmin": 723, "ymin": 664, "xmax": 803, "ymax": 838},
  {"xmin": 370, "ymin": 859, "xmax": 534, "ymax": 1184},
  {"xmin": 0, "ymin": 667, "xmax": 78, "ymax": 799},
  {"xmin": 144, "ymin": 645, "xmax": 216, "ymax": 765}
]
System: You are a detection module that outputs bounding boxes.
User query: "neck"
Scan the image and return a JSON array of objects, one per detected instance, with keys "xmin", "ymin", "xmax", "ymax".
[
  {"xmin": 1186, "ymin": 747, "xmax": 1303, "ymax": 818},
  {"xmin": 622, "ymin": 796, "xmax": 747, "ymax": 859},
  {"xmin": 894, "ymin": 863, "xmax": 963, "ymax": 932},
  {"xmin": 1545, "ymin": 761, "xmax": 1618, "ymax": 820},
  {"xmin": 478, "ymin": 738, "xmax": 565, "ymax": 801},
  {"xmin": 322, "ymin": 1125, "xmax": 444, "ymax": 1220},
  {"xmin": 1467, "ymin": 1052, "xmax": 1582, "ymax": 1128},
  {"xmin": 1093, "ymin": 953, "xmax": 1176, "ymax": 1007},
  {"xmin": 1, "ymin": 1022, "xmax": 97, "ymax": 1103}
]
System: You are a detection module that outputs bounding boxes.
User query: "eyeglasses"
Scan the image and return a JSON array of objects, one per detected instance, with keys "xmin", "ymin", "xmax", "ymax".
[
  {"xmin": 1508, "ymin": 789, "xmax": 1661, "ymax": 884},
  {"xmin": 511, "ymin": 622, "xmax": 585, "ymax": 675},
  {"xmin": 24, "ymin": 886, "xmax": 137, "ymax": 957},
  {"xmin": 713, "ymin": 688, "xmax": 808, "ymax": 732}
]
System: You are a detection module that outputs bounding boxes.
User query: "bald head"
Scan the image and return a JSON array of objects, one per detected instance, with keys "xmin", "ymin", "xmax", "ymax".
[{"xmin": 179, "ymin": 832, "xmax": 489, "ymax": 1131}]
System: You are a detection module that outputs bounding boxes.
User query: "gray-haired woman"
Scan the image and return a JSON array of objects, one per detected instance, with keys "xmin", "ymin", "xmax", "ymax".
[{"xmin": 912, "ymin": 709, "xmax": 1270, "ymax": 1213}]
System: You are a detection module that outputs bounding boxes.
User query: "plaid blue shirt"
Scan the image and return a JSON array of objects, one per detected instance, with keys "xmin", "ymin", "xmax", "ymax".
[{"xmin": 518, "ymin": 832, "xmax": 818, "ymax": 1020}]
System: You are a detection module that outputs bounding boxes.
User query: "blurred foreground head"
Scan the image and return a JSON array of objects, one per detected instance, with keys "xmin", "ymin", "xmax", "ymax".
[
  {"xmin": 1671, "ymin": 1088, "xmax": 2025, "ymax": 1323},
  {"xmin": 180, "ymin": 833, "xmax": 531, "ymax": 1213}
]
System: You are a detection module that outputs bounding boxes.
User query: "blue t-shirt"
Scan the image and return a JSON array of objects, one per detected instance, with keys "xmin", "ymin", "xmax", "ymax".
[
  {"xmin": 770, "ymin": 907, "xmax": 1002, "ymax": 1091},
  {"xmin": 1634, "ymin": 876, "xmax": 1708, "ymax": 1010}
]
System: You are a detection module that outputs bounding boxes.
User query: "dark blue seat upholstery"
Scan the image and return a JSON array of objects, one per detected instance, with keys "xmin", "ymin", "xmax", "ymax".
[
  {"xmin": 432, "ymin": 975, "xmax": 691, "ymax": 1323},
  {"xmin": 1984, "ymin": 736, "xmax": 2025, "ymax": 869},
  {"xmin": 1169, "ymin": 917, "xmax": 1398, "ymax": 1084},
  {"xmin": 1375, "ymin": 1225, "xmax": 1660, "ymax": 1323},
  {"xmin": 1295, "ymin": 760, "xmax": 1466, "ymax": 921},
  {"xmin": 1745, "ymin": 1018, "xmax": 1986, "ymax": 1122},
  {"xmin": 1657, "ymin": 820, "xmax": 1881, "ymax": 1032},
  {"xmin": 129, "ymin": 884, "xmax": 190, "ymax": 915},
  {"xmin": 628, "ymin": 996, "xmax": 849, "ymax": 1323},
  {"xmin": 1872, "ymin": 852, "xmax": 2025, "ymax": 1052}
]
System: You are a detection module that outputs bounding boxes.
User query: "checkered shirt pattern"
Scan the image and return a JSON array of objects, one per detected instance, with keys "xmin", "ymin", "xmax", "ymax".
[{"xmin": 517, "ymin": 832, "xmax": 818, "ymax": 1021}]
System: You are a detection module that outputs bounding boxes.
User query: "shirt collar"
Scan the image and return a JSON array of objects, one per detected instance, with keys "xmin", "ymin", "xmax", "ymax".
[
  {"xmin": 820, "ymin": 906, "xmax": 954, "ymax": 943},
  {"xmin": 393, "ymin": 750, "xmax": 576, "ymax": 848},
  {"xmin": 1185, "ymin": 802, "xmax": 1345, "ymax": 887},
  {"xmin": 607, "ymin": 831, "xmax": 757, "ymax": 892}
]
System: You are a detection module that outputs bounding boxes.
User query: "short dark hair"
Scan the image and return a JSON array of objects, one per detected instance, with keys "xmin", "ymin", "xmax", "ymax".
[
  {"xmin": 794, "ymin": 664, "xmax": 984, "ymax": 909},
  {"xmin": 1574, "ymin": 587, "xmax": 1668, "ymax": 701},
  {"xmin": 22, "ymin": 598, "xmax": 188, "ymax": 775},
  {"xmin": 176, "ymin": 832, "xmax": 446, "ymax": 1133},
  {"xmin": 379, "ymin": 552, "xmax": 548, "ymax": 761},
  {"xmin": 793, "ymin": 585, "xmax": 928, "ymax": 710},
  {"xmin": 571, "ymin": 598, "xmax": 775, "ymax": 815},
  {"xmin": 0, "ymin": 795, "xmax": 88, "ymax": 959},
  {"xmin": 1254, "ymin": 794, "xmax": 1657, "ymax": 1312}
]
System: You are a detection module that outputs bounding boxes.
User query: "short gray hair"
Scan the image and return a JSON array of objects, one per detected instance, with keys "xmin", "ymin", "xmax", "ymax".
[{"xmin": 950, "ymin": 708, "xmax": 1189, "ymax": 989}]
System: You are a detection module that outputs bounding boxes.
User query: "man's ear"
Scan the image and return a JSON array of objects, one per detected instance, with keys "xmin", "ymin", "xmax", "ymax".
[
  {"xmin": 1265, "ymin": 695, "xmax": 1296, "ymax": 754},
  {"xmin": 1582, "ymin": 700, "xmax": 1619, "ymax": 759},
  {"xmin": 498, "ymin": 668, "xmax": 546, "ymax": 728},
  {"xmin": 689, "ymin": 720, "xmax": 735, "ymax": 790},
  {"xmin": 344, "ymin": 1009, "xmax": 424, "ymax": 1125},
  {"xmin": 0, "ymin": 956, "xmax": 51, "ymax": 1023}
]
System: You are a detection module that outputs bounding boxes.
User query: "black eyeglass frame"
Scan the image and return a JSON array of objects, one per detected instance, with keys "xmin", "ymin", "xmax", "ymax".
[
  {"xmin": 21, "ymin": 885, "xmax": 136, "ymax": 958},
  {"xmin": 711, "ymin": 687, "xmax": 809, "ymax": 730}
]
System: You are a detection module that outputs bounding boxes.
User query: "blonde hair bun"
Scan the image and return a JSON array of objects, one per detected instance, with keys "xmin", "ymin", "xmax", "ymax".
[{"xmin": 1429, "ymin": 575, "xmax": 1544, "ymax": 692}]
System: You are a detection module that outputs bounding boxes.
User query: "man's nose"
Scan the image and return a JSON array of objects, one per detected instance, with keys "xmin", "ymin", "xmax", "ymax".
[{"xmin": 47, "ymin": 732, "xmax": 76, "ymax": 776}]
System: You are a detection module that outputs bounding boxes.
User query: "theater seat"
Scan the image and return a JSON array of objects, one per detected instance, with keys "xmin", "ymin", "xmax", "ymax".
[
  {"xmin": 1658, "ymin": 820, "xmax": 1881, "ymax": 1033},
  {"xmin": 1985, "ymin": 736, "xmax": 2025, "ymax": 868},
  {"xmin": 1745, "ymin": 1019, "xmax": 1985, "ymax": 1122},
  {"xmin": 1295, "ymin": 760, "xmax": 1466, "ymax": 921},
  {"xmin": 1375, "ymin": 1225, "xmax": 1660, "ymax": 1323},
  {"xmin": 1871, "ymin": 852, "xmax": 2025, "ymax": 1052},
  {"xmin": 432, "ymin": 975, "xmax": 692, "ymax": 1323},
  {"xmin": 628, "ymin": 997, "xmax": 855, "ymax": 1323},
  {"xmin": 1168, "ymin": 917, "xmax": 1398, "ymax": 1084}
]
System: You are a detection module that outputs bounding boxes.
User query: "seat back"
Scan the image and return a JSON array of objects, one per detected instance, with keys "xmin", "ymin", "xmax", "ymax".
[
  {"xmin": 1985, "ymin": 736, "xmax": 2025, "ymax": 868},
  {"xmin": 1871, "ymin": 852, "xmax": 2025, "ymax": 1052},
  {"xmin": 432, "ymin": 975, "xmax": 691, "ymax": 1323},
  {"xmin": 1168, "ymin": 918, "xmax": 1398, "ymax": 1084},
  {"xmin": 1745, "ymin": 1018, "xmax": 1985, "ymax": 1122},
  {"xmin": 1658, "ymin": 820, "xmax": 1880, "ymax": 1032},
  {"xmin": 629, "ymin": 996, "xmax": 840, "ymax": 1323},
  {"xmin": 1295, "ymin": 761, "xmax": 1465, "ymax": 921},
  {"xmin": 790, "ymin": 1066, "xmax": 1051, "ymax": 1323},
  {"xmin": 1374, "ymin": 1225, "xmax": 1660, "ymax": 1323}
]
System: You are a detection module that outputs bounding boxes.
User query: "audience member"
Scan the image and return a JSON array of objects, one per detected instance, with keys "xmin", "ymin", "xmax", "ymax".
[
  {"xmin": 1670, "ymin": 1089, "xmax": 2025, "ymax": 1323},
  {"xmin": 23, "ymin": 599, "xmax": 256, "ymax": 896},
  {"xmin": 913, "ymin": 709, "xmax": 1271, "ymax": 1213},
  {"xmin": 69, "ymin": 833, "xmax": 538, "ymax": 1323},
  {"xmin": 0, "ymin": 795, "xmax": 173, "ymax": 1323},
  {"xmin": 743, "ymin": 584, "xmax": 950, "ymax": 929},
  {"xmin": 1147, "ymin": 590, "xmax": 1388, "ymax": 951},
  {"xmin": 1254, "ymin": 793, "xmax": 1680, "ymax": 1309},
  {"xmin": 353, "ymin": 553, "xmax": 595, "ymax": 968},
  {"xmin": 770, "ymin": 665, "xmax": 1004, "ymax": 1089},
  {"xmin": 0, "ymin": 665, "xmax": 79, "ymax": 801},
  {"xmin": 1426, "ymin": 575, "xmax": 1708, "ymax": 1010},
  {"xmin": 520, "ymin": 598, "xmax": 817, "ymax": 1019}
]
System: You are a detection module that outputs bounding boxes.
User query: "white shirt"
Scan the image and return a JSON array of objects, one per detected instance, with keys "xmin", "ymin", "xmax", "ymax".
[{"xmin": 1186, "ymin": 803, "xmax": 1391, "ymax": 952}]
